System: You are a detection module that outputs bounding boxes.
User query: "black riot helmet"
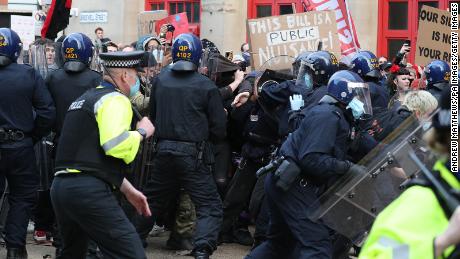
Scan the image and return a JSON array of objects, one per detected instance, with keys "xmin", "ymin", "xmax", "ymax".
[{"xmin": 295, "ymin": 51, "xmax": 339, "ymax": 91}]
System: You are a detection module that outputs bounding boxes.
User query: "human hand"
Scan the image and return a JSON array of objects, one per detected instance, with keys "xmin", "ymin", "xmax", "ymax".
[
  {"xmin": 234, "ymin": 70, "xmax": 245, "ymax": 84},
  {"xmin": 136, "ymin": 117, "xmax": 155, "ymax": 138},
  {"xmin": 435, "ymin": 207, "xmax": 460, "ymax": 257},
  {"xmin": 120, "ymin": 179, "xmax": 152, "ymax": 217},
  {"xmin": 232, "ymin": 92, "xmax": 251, "ymax": 108},
  {"xmin": 399, "ymin": 44, "xmax": 411, "ymax": 54}
]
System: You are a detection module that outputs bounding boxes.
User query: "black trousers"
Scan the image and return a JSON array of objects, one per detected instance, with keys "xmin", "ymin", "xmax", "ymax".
[
  {"xmin": 51, "ymin": 175, "xmax": 146, "ymax": 259},
  {"xmin": 0, "ymin": 146, "xmax": 38, "ymax": 248},
  {"xmin": 134, "ymin": 141, "xmax": 222, "ymax": 251},
  {"xmin": 221, "ymin": 159, "xmax": 261, "ymax": 234}
]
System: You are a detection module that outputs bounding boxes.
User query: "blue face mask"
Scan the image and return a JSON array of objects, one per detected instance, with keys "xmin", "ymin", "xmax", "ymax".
[
  {"xmin": 129, "ymin": 77, "xmax": 140, "ymax": 98},
  {"xmin": 347, "ymin": 98, "xmax": 365, "ymax": 119},
  {"xmin": 303, "ymin": 73, "xmax": 313, "ymax": 91}
]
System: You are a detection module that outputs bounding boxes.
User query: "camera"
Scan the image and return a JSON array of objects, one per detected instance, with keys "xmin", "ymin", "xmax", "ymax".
[{"xmin": 166, "ymin": 24, "xmax": 175, "ymax": 32}]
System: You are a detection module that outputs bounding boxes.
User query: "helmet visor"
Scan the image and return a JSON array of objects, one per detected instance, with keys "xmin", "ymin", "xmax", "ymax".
[
  {"xmin": 295, "ymin": 61, "xmax": 314, "ymax": 91},
  {"xmin": 348, "ymin": 82, "xmax": 373, "ymax": 119}
]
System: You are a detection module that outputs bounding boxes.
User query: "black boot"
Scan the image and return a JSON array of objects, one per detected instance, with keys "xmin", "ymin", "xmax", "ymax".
[
  {"xmin": 192, "ymin": 246, "xmax": 211, "ymax": 259},
  {"xmin": 166, "ymin": 233, "xmax": 193, "ymax": 251},
  {"xmin": 232, "ymin": 227, "xmax": 254, "ymax": 246},
  {"xmin": 6, "ymin": 247, "xmax": 28, "ymax": 259}
]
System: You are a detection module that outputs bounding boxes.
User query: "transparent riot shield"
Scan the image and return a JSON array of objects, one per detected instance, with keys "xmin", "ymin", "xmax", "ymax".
[
  {"xmin": 29, "ymin": 42, "xmax": 49, "ymax": 78},
  {"xmin": 257, "ymin": 55, "xmax": 295, "ymax": 93},
  {"xmin": 308, "ymin": 112, "xmax": 438, "ymax": 245},
  {"xmin": 259, "ymin": 55, "xmax": 295, "ymax": 75}
]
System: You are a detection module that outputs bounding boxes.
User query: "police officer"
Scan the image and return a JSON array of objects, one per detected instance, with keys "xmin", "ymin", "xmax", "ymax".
[
  {"xmin": 424, "ymin": 59, "xmax": 451, "ymax": 101},
  {"xmin": 45, "ymin": 32, "xmax": 102, "ymax": 256},
  {"xmin": 246, "ymin": 70, "xmax": 370, "ymax": 259},
  {"xmin": 359, "ymin": 87, "xmax": 459, "ymax": 258},
  {"xmin": 286, "ymin": 51, "xmax": 339, "ymax": 132},
  {"xmin": 350, "ymin": 50, "xmax": 390, "ymax": 109},
  {"xmin": 0, "ymin": 28, "xmax": 55, "ymax": 258},
  {"xmin": 47, "ymin": 33, "xmax": 101, "ymax": 141},
  {"xmin": 295, "ymin": 51, "xmax": 339, "ymax": 110},
  {"xmin": 137, "ymin": 33, "xmax": 226, "ymax": 259},
  {"xmin": 51, "ymin": 51, "xmax": 154, "ymax": 258}
]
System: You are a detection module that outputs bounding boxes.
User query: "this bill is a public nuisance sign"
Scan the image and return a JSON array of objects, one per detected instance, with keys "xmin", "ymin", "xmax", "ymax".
[
  {"xmin": 415, "ymin": 6, "xmax": 452, "ymax": 66},
  {"xmin": 247, "ymin": 10, "xmax": 340, "ymax": 71}
]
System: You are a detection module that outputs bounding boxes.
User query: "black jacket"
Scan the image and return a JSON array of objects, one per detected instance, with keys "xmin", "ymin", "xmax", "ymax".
[
  {"xmin": 0, "ymin": 63, "xmax": 55, "ymax": 147},
  {"xmin": 149, "ymin": 68, "xmax": 227, "ymax": 143},
  {"xmin": 47, "ymin": 67, "xmax": 101, "ymax": 137}
]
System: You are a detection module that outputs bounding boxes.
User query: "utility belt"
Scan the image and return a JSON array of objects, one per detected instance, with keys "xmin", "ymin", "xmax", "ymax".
[
  {"xmin": 0, "ymin": 128, "xmax": 27, "ymax": 143},
  {"xmin": 257, "ymin": 156, "xmax": 326, "ymax": 192},
  {"xmin": 155, "ymin": 139, "xmax": 215, "ymax": 165}
]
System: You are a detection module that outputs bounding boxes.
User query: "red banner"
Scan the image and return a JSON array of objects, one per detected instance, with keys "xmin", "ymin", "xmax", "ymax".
[
  {"xmin": 304, "ymin": 0, "xmax": 360, "ymax": 59},
  {"xmin": 155, "ymin": 12, "xmax": 190, "ymax": 42}
]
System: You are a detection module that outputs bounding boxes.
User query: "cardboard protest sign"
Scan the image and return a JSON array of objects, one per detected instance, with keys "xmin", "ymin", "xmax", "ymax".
[
  {"xmin": 155, "ymin": 13, "xmax": 190, "ymax": 43},
  {"xmin": 247, "ymin": 10, "xmax": 340, "ymax": 71},
  {"xmin": 138, "ymin": 10, "xmax": 168, "ymax": 37},
  {"xmin": 415, "ymin": 6, "xmax": 452, "ymax": 66}
]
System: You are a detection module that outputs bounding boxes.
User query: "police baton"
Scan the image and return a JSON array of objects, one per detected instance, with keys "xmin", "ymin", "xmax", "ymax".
[{"xmin": 409, "ymin": 152, "xmax": 460, "ymax": 215}]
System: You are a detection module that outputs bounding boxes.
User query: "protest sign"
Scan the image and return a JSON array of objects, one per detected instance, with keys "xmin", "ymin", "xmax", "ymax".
[
  {"xmin": 305, "ymin": 0, "xmax": 361, "ymax": 60},
  {"xmin": 138, "ymin": 10, "xmax": 168, "ymax": 37},
  {"xmin": 247, "ymin": 10, "xmax": 340, "ymax": 70},
  {"xmin": 11, "ymin": 15, "xmax": 35, "ymax": 51},
  {"xmin": 155, "ymin": 12, "xmax": 190, "ymax": 43},
  {"xmin": 415, "ymin": 5, "xmax": 452, "ymax": 66}
]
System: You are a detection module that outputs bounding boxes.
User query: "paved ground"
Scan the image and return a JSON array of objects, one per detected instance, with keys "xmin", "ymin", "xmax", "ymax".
[{"xmin": 0, "ymin": 232, "xmax": 250, "ymax": 259}]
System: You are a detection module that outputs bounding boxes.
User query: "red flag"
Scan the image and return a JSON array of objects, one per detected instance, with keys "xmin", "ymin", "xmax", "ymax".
[
  {"xmin": 155, "ymin": 12, "xmax": 190, "ymax": 43},
  {"xmin": 41, "ymin": 0, "xmax": 72, "ymax": 40},
  {"xmin": 305, "ymin": 0, "xmax": 360, "ymax": 60}
]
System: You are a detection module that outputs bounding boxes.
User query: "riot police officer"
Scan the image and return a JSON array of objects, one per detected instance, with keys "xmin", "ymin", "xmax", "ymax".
[
  {"xmin": 0, "ymin": 28, "xmax": 55, "ymax": 258},
  {"xmin": 44, "ymin": 32, "xmax": 102, "ymax": 256},
  {"xmin": 51, "ymin": 51, "xmax": 154, "ymax": 258},
  {"xmin": 295, "ymin": 51, "xmax": 339, "ymax": 110},
  {"xmin": 287, "ymin": 51, "xmax": 339, "ymax": 131},
  {"xmin": 246, "ymin": 70, "xmax": 371, "ymax": 259},
  {"xmin": 350, "ymin": 50, "xmax": 390, "ymax": 109},
  {"xmin": 423, "ymin": 59, "xmax": 451, "ymax": 101},
  {"xmin": 47, "ymin": 33, "xmax": 101, "ymax": 140},
  {"xmin": 137, "ymin": 33, "xmax": 226, "ymax": 259}
]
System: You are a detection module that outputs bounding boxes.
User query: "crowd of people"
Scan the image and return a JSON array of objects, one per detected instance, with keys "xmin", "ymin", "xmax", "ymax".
[{"xmin": 0, "ymin": 22, "xmax": 457, "ymax": 259}]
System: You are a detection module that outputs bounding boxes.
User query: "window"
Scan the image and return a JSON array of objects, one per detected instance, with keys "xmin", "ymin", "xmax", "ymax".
[
  {"xmin": 161, "ymin": 1, "xmax": 200, "ymax": 23},
  {"xmin": 257, "ymin": 5, "xmax": 272, "ymax": 18},
  {"xmin": 279, "ymin": 4, "xmax": 294, "ymax": 15},
  {"xmin": 388, "ymin": 2, "xmax": 408, "ymax": 30},
  {"xmin": 387, "ymin": 39, "xmax": 406, "ymax": 60},
  {"xmin": 378, "ymin": 0, "xmax": 457, "ymax": 64},
  {"xmin": 193, "ymin": 2, "xmax": 200, "ymax": 23},
  {"xmin": 249, "ymin": 1, "xmax": 304, "ymax": 18},
  {"xmin": 150, "ymin": 3, "xmax": 164, "ymax": 10}
]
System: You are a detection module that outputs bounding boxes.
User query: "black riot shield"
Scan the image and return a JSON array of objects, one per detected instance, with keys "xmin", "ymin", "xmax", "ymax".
[
  {"xmin": 130, "ymin": 137, "xmax": 156, "ymax": 191},
  {"xmin": 308, "ymin": 113, "xmax": 438, "ymax": 245},
  {"xmin": 34, "ymin": 135, "xmax": 55, "ymax": 192}
]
